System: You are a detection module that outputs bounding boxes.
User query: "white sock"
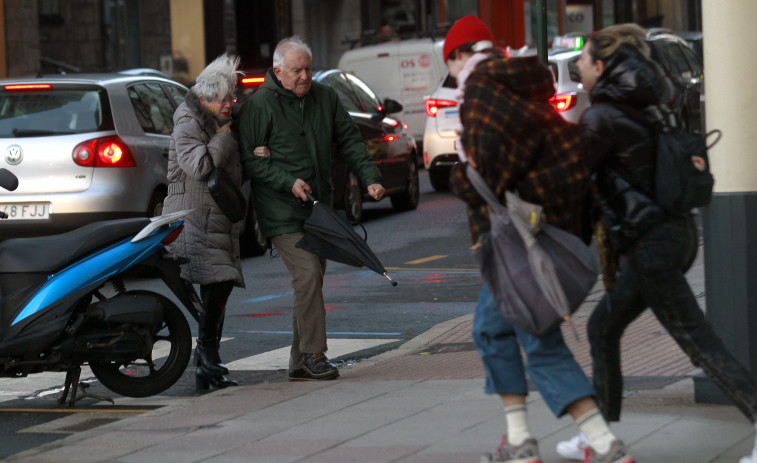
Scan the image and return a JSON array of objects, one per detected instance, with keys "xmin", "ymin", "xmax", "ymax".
[
  {"xmin": 576, "ymin": 409, "xmax": 616, "ymax": 455},
  {"xmin": 504, "ymin": 404, "xmax": 532, "ymax": 446}
]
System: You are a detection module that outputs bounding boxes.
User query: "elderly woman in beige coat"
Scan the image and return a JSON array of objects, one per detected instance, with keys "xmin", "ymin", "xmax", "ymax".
[{"xmin": 163, "ymin": 54, "xmax": 266, "ymax": 391}]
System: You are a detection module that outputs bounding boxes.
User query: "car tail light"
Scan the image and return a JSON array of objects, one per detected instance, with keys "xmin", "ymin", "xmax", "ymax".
[
  {"xmin": 383, "ymin": 135, "xmax": 397, "ymax": 142},
  {"xmin": 425, "ymin": 98, "xmax": 457, "ymax": 117},
  {"xmin": 549, "ymin": 93, "xmax": 577, "ymax": 112},
  {"xmin": 4, "ymin": 84, "xmax": 52, "ymax": 92},
  {"xmin": 72, "ymin": 136, "xmax": 136, "ymax": 167},
  {"xmin": 240, "ymin": 76, "xmax": 265, "ymax": 88},
  {"xmin": 162, "ymin": 225, "xmax": 184, "ymax": 245}
]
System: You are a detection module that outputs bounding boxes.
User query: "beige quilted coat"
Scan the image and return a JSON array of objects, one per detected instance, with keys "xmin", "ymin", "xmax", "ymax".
[{"xmin": 163, "ymin": 91, "xmax": 245, "ymax": 287}]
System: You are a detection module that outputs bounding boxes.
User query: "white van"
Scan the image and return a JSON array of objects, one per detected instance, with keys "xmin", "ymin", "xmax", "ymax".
[{"xmin": 337, "ymin": 38, "xmax": 446, "ymax": 151}]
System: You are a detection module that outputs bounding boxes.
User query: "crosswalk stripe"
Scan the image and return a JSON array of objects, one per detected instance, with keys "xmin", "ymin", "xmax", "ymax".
[
  {"xmin": 225, "ymin": 338, "xmax": 399, "ymax": 371},
  {"xmin": 0, "ymin": 337, "xmax": 397, "ymax": 402},
  {"xmin": 0, "ymin": 338, "xmax": 226, "ymax": 404}
]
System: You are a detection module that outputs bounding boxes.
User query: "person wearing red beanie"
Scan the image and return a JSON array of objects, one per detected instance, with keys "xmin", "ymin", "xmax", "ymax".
[
  {"xmin": 442, "ymin": 14, "xmax": 495, "ymax": 62},
  {"xmin": 446, "ymin": 15, "xmax": 636, "ymax": 463}
]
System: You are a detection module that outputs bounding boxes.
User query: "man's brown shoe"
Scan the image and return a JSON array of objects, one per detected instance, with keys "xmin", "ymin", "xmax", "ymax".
[{"xmin": 301, "ymin": 353, "xmax": 339, "ymax": 379}]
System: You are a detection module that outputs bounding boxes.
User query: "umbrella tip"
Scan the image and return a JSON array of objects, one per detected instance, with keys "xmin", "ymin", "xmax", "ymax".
[{"xmin": 383, "ymin": 272, "xmax": 398, "ymax": 287}]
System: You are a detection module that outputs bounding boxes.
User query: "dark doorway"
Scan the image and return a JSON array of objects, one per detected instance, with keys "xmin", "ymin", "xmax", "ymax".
[{"xmin": 235, "ymin": 1, "xmax": 288, "ymax": 73}]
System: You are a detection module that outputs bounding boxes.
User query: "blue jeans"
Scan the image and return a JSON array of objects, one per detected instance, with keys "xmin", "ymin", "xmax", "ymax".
[
  {"xmin": 473, "ymin": 285, "xmax": 595, "ymax": 417},
  {"xmin": 588, "ymin": 215, "xmax": 757, "ymax": 422}
]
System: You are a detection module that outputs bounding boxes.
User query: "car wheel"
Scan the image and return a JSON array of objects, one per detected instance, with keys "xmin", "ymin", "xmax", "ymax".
[
  {"xmin": 390, "ymin": 156, "xmax": 419, "ymax": 211},
  {"xmin": 429, "ymin": 166, "xmax": 450, "ymax": 191},
  {"xmin": 147, "ymin": 189, "xmax": 166, "ymax": 217},
  {"xmin": 240, "ymin": 203, "xmax": 268, "ymax": 257},
  {"xmin": 344, "ymin": 171, "xmax": 363, "ymax": 223}
]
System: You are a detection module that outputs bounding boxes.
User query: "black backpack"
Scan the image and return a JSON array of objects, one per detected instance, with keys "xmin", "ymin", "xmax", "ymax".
[{"xmin": 616, "ymin": 104, "xmax": 721, "ymax": 214}]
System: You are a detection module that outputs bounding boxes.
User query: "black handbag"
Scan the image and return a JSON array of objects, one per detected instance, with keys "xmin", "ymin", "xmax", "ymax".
[{"xmin": 207, "ymin": 156, "xmax": 246, "ymax": 223}]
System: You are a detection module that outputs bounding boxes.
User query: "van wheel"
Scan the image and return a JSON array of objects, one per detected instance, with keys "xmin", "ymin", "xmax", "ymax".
[
  {"xmin": 391, "ymin": 157, "xmax": 419, "ymax": 211},
  {"xmin": 429, "ymin": 167, "xmax": 450, "ymax": 191},
  {"xmin": 344, "ymin": 171, "xmax": 363, "ymax": 223},
  {"xmin": 241, "ymin": 204, "xmax": 268, "ymax": 257}
]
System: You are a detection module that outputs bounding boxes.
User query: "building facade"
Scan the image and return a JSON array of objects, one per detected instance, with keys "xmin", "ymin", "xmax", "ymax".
[{"xmin": 1, "ymin": 0, "xmax": 171, "ymax": 78}]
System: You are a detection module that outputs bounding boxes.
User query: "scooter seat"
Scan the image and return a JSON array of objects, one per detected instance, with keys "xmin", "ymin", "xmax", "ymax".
[{"xmin": 0, "ymin": 217, "xmax": 152, "ymax": 273}]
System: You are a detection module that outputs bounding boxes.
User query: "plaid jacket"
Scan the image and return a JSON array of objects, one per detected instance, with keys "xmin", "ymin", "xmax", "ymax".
[{"xmin": 451, "ymin": 56, "xmax": 592, "ymax": 245}]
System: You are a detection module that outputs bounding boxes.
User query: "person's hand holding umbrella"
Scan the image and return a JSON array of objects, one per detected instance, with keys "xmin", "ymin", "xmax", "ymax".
[
  {"xmin": 367, "ymin": 183, "xmax": 385, "ymax": 200},
  {"xmin": 291, "ymin": 178, "xmax": 312, "ymax": 201}
]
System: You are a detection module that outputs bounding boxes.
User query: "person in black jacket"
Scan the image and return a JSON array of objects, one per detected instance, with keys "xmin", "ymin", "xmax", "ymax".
[{"xmin": 556, "ymin": 23, "xmax": 757, "ymax": 463}]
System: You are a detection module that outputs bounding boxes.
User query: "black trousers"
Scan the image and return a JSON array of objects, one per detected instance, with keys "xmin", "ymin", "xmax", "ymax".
[{"xmin": 588, "ymin": 215, "xmax": 757, "ymax": 423}]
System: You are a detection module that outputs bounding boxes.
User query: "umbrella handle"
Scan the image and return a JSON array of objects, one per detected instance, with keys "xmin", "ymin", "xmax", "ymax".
[{"xmin": 305, "ymin": 191, "xmax": 317, "ymax": 203}]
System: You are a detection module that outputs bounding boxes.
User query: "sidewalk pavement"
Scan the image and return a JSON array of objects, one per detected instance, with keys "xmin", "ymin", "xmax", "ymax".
[{"xmin": 9, "ymin": 251, "xmax": 757, "ymax": 462}]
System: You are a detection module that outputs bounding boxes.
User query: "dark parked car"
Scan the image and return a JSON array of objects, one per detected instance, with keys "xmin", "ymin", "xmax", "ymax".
[
  {"xmin": 237, "ymin": 69, "xmax": 420, "ymax": 256},
  {"xmin": 647, "ymin": 31, "xmax": 705, "ymax": 136}
]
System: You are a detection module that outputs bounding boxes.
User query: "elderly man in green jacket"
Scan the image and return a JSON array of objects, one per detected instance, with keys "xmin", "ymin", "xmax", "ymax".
[{"xmin": 239, "ymin": 36, "xmax": 385, "ymax": 381}]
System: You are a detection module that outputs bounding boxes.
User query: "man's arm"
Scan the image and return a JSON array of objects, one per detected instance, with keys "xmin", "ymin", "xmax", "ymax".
[
  {"xmin": 239, "ymin": 99, "xmax": 298, "ymax": 192},
  {"xmin": 328, "ymin": 90, "xmax": 384, "ymax": 199}
]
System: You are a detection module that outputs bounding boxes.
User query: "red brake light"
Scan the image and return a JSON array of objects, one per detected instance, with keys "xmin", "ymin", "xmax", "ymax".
[
  {"xmin": 4, "ymin": 84, "xmax": 52, "ymax": 92},
  {"xmin": 240, "ymin": 77, "xmax": 265, "ymax": 87},
  {"xmin": 162, "ymin": 224, "xmax": 184, "ymax": 245},
  {"xmin": 425, "ymin": 98, "xmax": 457, "ymax": 117},
  {"xmin": 73, "ymin": 136, "xmax": 136, "ymax": 167},
  {"xmin": 383, "ymin": 135, "xmax": 397, "ymax": 142},
  {"xmin": 549, "ymin": 93, "xmax": 577, "ymax": 112}
]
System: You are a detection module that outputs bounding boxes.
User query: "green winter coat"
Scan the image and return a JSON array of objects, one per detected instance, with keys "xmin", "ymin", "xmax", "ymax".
[{"xmin": 239, "ymin": 70, "xmax": 381, "ymax": 238}]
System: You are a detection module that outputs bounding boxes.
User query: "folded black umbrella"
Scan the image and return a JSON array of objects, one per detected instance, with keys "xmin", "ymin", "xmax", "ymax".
[{"xmin": 295, "ymin": 192, "xmax": 397, "ymax": 286}]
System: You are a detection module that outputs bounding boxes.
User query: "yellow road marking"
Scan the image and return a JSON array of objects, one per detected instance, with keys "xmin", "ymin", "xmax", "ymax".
[
  {"xmin": 404, "ymin": 255, "xmax": 448, "ymax": 265},
  {"xmin": 0, "ymin": 408, "xmax": 152, "ymax": 414}
]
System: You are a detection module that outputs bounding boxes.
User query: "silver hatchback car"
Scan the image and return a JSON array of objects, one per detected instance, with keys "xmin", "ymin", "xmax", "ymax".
[{"xmin": 0, "ymin": 72, "xmax": 188, "ymax": 239}]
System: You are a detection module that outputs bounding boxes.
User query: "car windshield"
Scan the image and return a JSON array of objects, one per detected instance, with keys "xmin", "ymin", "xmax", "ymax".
[{"xmin": 0, "ymin": 88, "xmax": 108, "ymax": 138}]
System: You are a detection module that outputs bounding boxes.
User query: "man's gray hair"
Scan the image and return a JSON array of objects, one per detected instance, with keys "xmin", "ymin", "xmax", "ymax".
[
  {"xmin": 191, "ymin": 54, "xmax": 241, "ymax": 101},
  {"xmin": 272, "ymin": 36, "xmax": 312, "ymax": 68}
]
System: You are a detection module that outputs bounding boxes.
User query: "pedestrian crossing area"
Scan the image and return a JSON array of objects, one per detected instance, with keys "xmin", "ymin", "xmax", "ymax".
[{"xmin": 0, "ymin": 337, "xmax": 399, "ymax": 405}]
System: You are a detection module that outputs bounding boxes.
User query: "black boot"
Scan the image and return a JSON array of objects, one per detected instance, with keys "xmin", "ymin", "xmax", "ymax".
[
  {"xmin": 195, "ymin": 281, "xmax": 237, "ymax": 391},
  {"xmin": 195, "ymin": 366, "xmax": 238, "ymax": 390},
  {"xmin": 195, "ymin": 315, "xmax": 229, "ymax": 377}
]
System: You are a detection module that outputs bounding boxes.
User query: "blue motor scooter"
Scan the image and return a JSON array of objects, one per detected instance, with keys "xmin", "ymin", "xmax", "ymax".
[{"xmin": 0, "ymin": 168, "xmax": 203, "ymax": 405}]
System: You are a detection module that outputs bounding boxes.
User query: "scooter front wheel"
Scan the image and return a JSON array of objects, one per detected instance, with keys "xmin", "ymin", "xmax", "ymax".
[{"xmin": 90, "ymin": 290, "xmax": 191, "ymax": 398}]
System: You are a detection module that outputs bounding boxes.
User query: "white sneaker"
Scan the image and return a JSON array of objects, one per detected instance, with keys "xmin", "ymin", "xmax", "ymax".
[{"xmin": 556, "ymin": 432, "xmax": 589, "ymax": 461}]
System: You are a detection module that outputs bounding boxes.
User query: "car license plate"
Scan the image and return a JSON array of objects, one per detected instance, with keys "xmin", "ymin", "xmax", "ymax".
[{"xmin": 0, "ymin": 203, "xmax": 51, "ymax": 220}]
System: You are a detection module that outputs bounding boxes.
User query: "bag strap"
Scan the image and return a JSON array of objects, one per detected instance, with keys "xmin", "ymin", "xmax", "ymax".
[{"xmin": 465, "ymin": 164, "xmax": 503, "ymax": 208}]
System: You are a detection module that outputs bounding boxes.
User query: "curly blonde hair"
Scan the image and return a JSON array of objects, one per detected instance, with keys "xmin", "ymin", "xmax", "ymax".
[
  {"xmin": 191, "ymin": 54, "xmax": 242, "ymax": 101},
  {"xmin": 588, "ymin": 23, "xmax": 649, "ymax": 62}
]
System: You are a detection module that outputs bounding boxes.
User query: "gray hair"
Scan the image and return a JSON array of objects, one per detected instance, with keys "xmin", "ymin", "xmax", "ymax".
[
  {"xmin": 272, "ymin": 36, "xmax": 312, "ymax": 68},
  {"xmin": 191, "ymin": 54, "xmax": 241, "ymax": 101}
]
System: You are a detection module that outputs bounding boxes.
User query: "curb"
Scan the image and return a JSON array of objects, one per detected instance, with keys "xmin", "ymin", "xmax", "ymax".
[
  {"xmin": 342, "ymin": 313, "xmax": 474, "ymax": 375},
  {"xmin": 5, "ymin": 313, "xmax": 474, "ymax": 461}
]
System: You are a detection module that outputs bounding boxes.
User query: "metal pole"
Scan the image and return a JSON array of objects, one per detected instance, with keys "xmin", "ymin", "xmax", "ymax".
[{"xmin": 535, "ymin": 0, "xmax": 548, "ymax": 64}]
